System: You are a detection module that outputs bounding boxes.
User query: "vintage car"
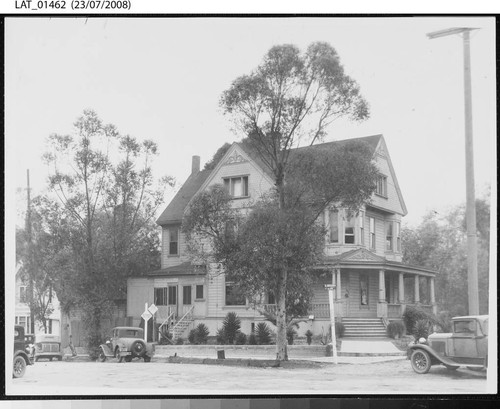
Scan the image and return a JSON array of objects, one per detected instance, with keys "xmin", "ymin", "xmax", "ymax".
[
  {"xmin": 98, "ymin": 326, "xmax": 153, "ymax": 363},
  {"xmin": 408, "ymin": 315, "xmax": 488, "ymax": 374},
  {"xmin": 34, "ymin": 334, "xmax": 64, "ymax": 361},
  {"xmin": 13, "ymin": 325, "xmax": 34, "ymax": 378}
]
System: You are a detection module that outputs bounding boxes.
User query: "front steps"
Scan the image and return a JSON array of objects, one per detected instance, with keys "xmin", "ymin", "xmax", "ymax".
[{"xmin": 342, "ymin": 317, "xmax": 387, "ymax": 338}]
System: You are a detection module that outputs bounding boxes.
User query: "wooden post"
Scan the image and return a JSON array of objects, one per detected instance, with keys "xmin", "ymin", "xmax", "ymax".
[
  {"xmin": 336, "ymin": 269, "xmax": 341, "ymax": 300},
  {"xmin": 398, "ymin": 273, "xmax": 405, "ymax": 303},
  {"xmin": 379, "ymin": 270, "xmax": 386, "ymax": 302},
  {"xmin": 325, "ymin": 284, "xmax": 338, "ymax": 364}
]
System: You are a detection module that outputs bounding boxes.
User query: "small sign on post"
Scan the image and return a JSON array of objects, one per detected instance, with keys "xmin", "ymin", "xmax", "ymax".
[{"xmin": 142, "ymin": 303, "xmax": 153, "ymax": 342}]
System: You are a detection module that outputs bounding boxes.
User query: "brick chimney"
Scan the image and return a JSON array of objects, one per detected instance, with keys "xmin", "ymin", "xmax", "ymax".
[{"xmin": 192, "ymin": 155, "xmax": 200, "ymax": 174}]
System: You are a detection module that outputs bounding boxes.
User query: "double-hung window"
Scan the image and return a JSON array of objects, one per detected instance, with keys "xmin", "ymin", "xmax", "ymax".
[
  {"xmin": 344, "ymin": 216, "xmax": 355, "ymax": 244},
  {"xmin": 369, "ymin": 217, "xmax": 376, "ymax": 250},
  {"xmin": 19, "ymin": 286, "xmax": 27, "ymax": 303},
  {"xmin": 329, "ymin": 210, "xmax": 339, "ymax": 243},
  {"xmin": 386, "ymin": 222, "xmax": 393, "ymax": 251},
  {"xmin": 183, "ymin": 286, "xmax": 192, "ymax": 305},
  {"xmin": 395, "ymin": 222, "xmax": 401, "ymax": 252},
  {"xmin": 225, "ymin": 282, "xmax": 245, "ymax": 306},
  {"xmin": 154, "ymin": 287, "xmax": 168, "ymax": 305},
  {"xmin": 168, "ymin": 228, "xmax": 179, "ymax": 256},
  {"xmin": 376, "ymin": 175, "xmax": 388, "ymax": 197},
  {"xmin": 224, "ymin": 176, "xmax": 249, "ymax": 198},
  {"xmin": 195, "ymin": 285, "xmax": 204, "ymax": 300},
  {"xmin": 359, "ymin": 212, "xmax": 365, "ymax": 246}
]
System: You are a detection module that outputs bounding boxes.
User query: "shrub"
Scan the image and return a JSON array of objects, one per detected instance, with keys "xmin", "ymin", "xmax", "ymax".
[
  {"xmin": 188, "ymin": 329, "xmax": 196, "ymax": 344},
  {"xmin": 248, "ymin": 332, "xmax": 257, "ymax": 345},
  {"xmin": 286, "ymin": 327, "xmax": 297, "ymax": 345},
  {"xmin": 194, "ymin": 323, "xmax": 210, "ymax": 344},
  {"xmin": 256, "ymin": 322, "xmax": 272, "ymax": 345},
  {"xmin": 175, "ymin": 337, "xmax": 184, "ymax": 345},
  {"xmin": 335, "ymin": 322, "xmax": 345, "ymax": 339},
  {"xmin": 221, "ymin": 312, "xmax": 241, "ymax": 344},
  {"xmin": 216, "ymin": 328, "xmax": 226, "ymax": 345},
  {"xmin": 235, "ymin": 332, "xmax": 247, "ymax": 345},
  {"xmin": 414, "ymin": 319, "xmax": 432, "ymax": 340},
  {"xmin": 305, "ymin": 330, "xmax": 313, "ymax": 345},
  {"xmin": 403, "ymin": 306, "xmax": 439, "ymax": 335},
  {"xmin": 436, "ymin": 311, "xmax": 453, "ymax": 333},
  {"xmin": 387, "ymin": 320, "xmax": 406, "ymax": 339}
]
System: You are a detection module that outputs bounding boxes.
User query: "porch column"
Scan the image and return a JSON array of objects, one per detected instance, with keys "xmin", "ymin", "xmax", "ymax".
[
  {"xmin": 414, "ymin": 275, "xmax": 420, "ymax": 304},
  {"xmin": 378, "ymin": 270, "xmax": 386, "ymax": 302},
  {"xmin": 377, "ymin": 269, "xmax": 387, "ymax": 318},
  {"xmin": 335, "ymin": 269, "xmax": 341, "ymax": 300},
  {"xmin": 398, "ymin": 272, "xmax": 406, "ymax": 315},
  {"xmin": 430, "ymin": 277, "xmax": 437, "ymax": 314}
]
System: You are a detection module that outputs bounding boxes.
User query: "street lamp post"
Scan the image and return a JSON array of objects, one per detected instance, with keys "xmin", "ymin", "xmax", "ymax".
[
  {"xmin": 325, "ymin": 284, "xmax": 338, "ymax": 364},
  {"xmin": 427, "ymin": 27, "xmax": 480, "ymax": 315}
]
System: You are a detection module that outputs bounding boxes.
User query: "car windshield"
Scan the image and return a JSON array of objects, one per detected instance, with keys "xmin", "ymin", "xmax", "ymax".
[{"xmin": 117, "ymin": 329, "xmax": 143, "ymax": 338}]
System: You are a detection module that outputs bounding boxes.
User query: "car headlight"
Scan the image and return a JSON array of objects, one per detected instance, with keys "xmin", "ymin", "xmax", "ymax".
[{"xmin": 418, "ymin": 337, "xmax": 427, "ymax": 344}]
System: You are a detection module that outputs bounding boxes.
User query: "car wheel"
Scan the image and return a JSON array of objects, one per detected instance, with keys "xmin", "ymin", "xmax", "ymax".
[
  {"xmin": 98, "ymin": 350, "xmax": 107, "ymax": 362},
  {"xmin": 13, "ymin": 356, "xmax": 27, "ymax": 378},
  {"xmin": 444, "ymin": 364, "xmax": 459, "ymax": 371},
  {"xmin": 131, "ymin": 340, "xmax": 146, "ymax": 357},
  {"xmin": 57, "ymin": 356, "xmax": 63, "ymax": 361},
  {"xmin": 115, "ymin": 348, "xmax": 123, "ymax": 363},
  {"xmin": 124, "ymin": 356, "xmax": 132, "ymax": 362},
  {"xmin": 410, "ymin": 349, "xmax": 432, "ymax": 374},
  {"xmin": 144, "ymin": 356, "xmax": 151, "ymax": 363}
]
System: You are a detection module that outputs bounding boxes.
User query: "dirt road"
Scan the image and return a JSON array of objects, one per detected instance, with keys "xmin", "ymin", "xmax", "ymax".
[{"xmin": 6, "ymin": 358, "xmax": 491, "ymax": 396}]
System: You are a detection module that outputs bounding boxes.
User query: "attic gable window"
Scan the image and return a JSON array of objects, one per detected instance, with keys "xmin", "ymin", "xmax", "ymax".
[
  {"xmin": 224, "ymin": 176, "xmax": 249, "ymax": 198},
  {"xmin": 375, "ymin": 175, "xmax": 388, "ymax": 197},
  {"xmin": 168, "ymin": 228, "xmax": 179, "ymax": 256}
]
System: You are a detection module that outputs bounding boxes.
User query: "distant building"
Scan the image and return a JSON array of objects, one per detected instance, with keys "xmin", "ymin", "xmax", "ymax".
[{"xmin": 128, "ymin": 134, "xmax": 438, "ymax": 340}]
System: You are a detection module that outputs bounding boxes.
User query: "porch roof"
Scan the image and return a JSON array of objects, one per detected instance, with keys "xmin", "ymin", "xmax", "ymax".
[
  {"xmin": 147, "ymin": 262, "xmax": 207, "ymax": 277},
  {"xmin": 318, "ymin": 248, "xmax": 437, "ymax": 277}
]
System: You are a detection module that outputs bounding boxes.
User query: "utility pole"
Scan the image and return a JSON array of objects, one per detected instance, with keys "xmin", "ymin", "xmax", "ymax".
[
  {"xmin": 427, "ymin": 27, "xmax": 480, "ymax": 315},
  {"xmin": 26, "ymin": 169, "xmax": 36, "ymax": 333}
]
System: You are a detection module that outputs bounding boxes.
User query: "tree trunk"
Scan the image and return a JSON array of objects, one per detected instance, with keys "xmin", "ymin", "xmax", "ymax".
[{"xmin": 275, "ymin": 270, "xmax": 288, "ymax": 361}]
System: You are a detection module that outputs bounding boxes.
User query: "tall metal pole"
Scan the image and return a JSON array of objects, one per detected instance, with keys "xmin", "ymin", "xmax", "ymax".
[{"xmin": 427, "ymin": 27, "xmax": 480, "ymax": 315}]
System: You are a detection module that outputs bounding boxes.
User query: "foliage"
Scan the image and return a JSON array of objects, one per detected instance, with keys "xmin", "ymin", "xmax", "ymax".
[
  {"xmin": 218, "ymin": 312, "xmax": 242, "ymax": 345},
  {"xmin": 436, "ymin": 311, "xmax": 453, "ymax": 333},
  {"xmin": 26, "ymin": 109, "xmax": 173, "ymax": 354},
  {"xmin": 305, "ymin": 330, "xmax": 313, "ymax": 345},
  {"xmin": 216, "ymin": 328, "xmax": 226, "ymax": 345},
  {"xmin": 248, "ymin": 332, "xmax": 258, "ymax": 345},
  {"xmin": 256, "ymin": 322, "xmax": 272, "ymax": 345},
  {"xmin": 402, "ymin": 194, "xmax": 490, "ymax": 315},
  {"xmin": 203, "ymin": 142, "xmax": 232, "ymax": 170},
  {"xmin": 235, "ymin": 332, "xmax": 247, "ymax": 345},
  {"xmin": 286, "ymin": 327, "xmax": 297, "ymax": 345},
  {"xmin": 335, "ymin": 322, "xmax": 345, "ymax": 339},
  {"xmin": 175, "ymin": 338, "xmax": 184, "ymax": 345},
  {"xmin": 387, "ymin": 320, "xmax": 406, "ymax": 339},
  {"xmin": 188, "ymin": 323, "xmax": 210, "ymax": 345},
  {"xmin": 414, "ymin": 319, "xmax": 432, "ymax": 340}
]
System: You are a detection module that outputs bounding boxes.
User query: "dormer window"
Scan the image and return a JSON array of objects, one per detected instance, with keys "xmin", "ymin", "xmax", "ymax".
[
  {"xmin": 224, "ymin": 176, "xmax": 249, "ymax": 198},
  {"xmin": 168, "ymin": 228, "xmax": 179, "ymax": 256},
  {"xmin": 375, "ymin": 174, "xmax": 388, "ymax": 197}
]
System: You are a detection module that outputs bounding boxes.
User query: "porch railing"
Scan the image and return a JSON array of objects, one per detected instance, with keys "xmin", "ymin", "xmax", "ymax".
[{"xmin": 387, "ymin": 304, "xmax": 402, "ymax": 318}]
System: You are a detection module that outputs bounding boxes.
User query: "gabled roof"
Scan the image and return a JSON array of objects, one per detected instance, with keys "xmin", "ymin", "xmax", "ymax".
[{"xmin": 156, "ymin": 169, "xmax": 212, "ymax": 225}]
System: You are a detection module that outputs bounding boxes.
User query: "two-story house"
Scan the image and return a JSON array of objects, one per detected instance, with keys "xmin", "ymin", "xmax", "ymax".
[{"xmin": 127, "ymin": 134, "xmax": 437, "ymax": 340}]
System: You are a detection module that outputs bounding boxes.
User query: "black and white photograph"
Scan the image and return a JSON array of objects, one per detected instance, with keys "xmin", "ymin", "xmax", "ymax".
[{"xmin": 4, "ymin": 15, "xmax": 497, "ymax": 397}]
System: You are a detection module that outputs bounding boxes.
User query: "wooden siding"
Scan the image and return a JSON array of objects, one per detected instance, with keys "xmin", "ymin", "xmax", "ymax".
[
  {"xmin": 161, "ymin": 225, "xmax": 192, "ymax": 269},
  {"xmin": 370, "ymin": 149, "xmax": 405, "ymax": 215}
]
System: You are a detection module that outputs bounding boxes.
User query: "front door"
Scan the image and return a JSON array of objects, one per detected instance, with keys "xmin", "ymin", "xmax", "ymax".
[{"xmin": 168, "ymin": 285, "xmax": 178, "ymax": 318}]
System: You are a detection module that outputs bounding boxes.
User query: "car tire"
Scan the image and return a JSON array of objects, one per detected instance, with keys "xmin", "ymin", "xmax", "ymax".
[
  {"xmin": 98, "ymin": 350, "xmax": 107, "ymax": 362},
  {"xmin": 131, "ymin": 340, "xmax": 146, "ymax": 357},
  {"xmin": 57, "ymin": 356, "xmax": 63, "ymax": 361},
  {"xmin": 410, "ymin": 349, "xmax": 432, "ymax": 374},
  {"xmin": 444, "ymin": 364, "xmax": 459, "ymax": 371},
  {"xmin": 13, "ymin": 356, "xmax": 27, "ymax": 378},
  {"xmin": 115, "ymin": 348, "xmax": 123, "ymax": 363},
  {"xmin": 144, "ymin": 356, "xmax": 151, "ymax": 362},
  {"xmin": 124, "ymin": 356, "xmax": 132, "ymax": 362}
]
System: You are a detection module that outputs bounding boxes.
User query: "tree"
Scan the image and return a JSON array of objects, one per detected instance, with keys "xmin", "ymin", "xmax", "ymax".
[
  {"xmin": 39, "ymin": 110, "xmax": 173, "ymax": 357},
  {"xmin": 217, "ymin": 42, "xmax": 372, "ymax": 360},
  {"xmin": 402, "ymin": 194, "xmax": 490, "ymax": 315}
]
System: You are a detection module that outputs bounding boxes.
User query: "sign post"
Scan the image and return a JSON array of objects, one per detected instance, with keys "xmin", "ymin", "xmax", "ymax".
[
  {"xmin": 141, "ymin": 303, "xmax": 153, "ymax": 342},
  {"xmin": 325, "ymin": 284, "xmax": 338, "ymax": 364}
]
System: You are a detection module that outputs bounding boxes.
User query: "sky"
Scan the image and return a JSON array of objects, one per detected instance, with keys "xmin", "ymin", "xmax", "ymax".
[{"xmin": 5, "ymin": 17, "xmax": 496, "ymax": 229}]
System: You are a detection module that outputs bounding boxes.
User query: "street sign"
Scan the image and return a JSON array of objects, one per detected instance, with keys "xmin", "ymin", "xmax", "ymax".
[
  {"xmin": 141, "ymin": 311, "xmax": 152, "ymax": 321},
  {"xmin": 148, "ymin": 304, "xmax": 158, "ymax": 315}
]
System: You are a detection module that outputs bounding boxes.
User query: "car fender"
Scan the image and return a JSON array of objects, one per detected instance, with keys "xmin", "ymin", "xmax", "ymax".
[
  {"xmin": 99, "ymin": 344, "xmax": 114, "ymax": 357},
  {"xmin": 408, "ymin": 344, "xmax": 460, "ymax": 367},
  {"xmin": 14, "ymin": 350, "xmax": 33, "ymax": 366}
]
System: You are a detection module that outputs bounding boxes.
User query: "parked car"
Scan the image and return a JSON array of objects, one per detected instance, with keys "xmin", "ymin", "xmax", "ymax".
[
  {"xmin": 34, "ymin": 334, "xmax": 64, "ymax": 361},
  {"xmin": 98, "ymin": 326, "xmax": 153, "ymax": 363},
  {"xmin": 24, "ymin": 334, "xmax": 36, "ymax": 358},
  {"xmin": 408, "ymin": 315, "xmax": 488, "ymax": 374},
  {"xmin": 13, "ymin": 326, "xmax": 34, "ymax": 378}
]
